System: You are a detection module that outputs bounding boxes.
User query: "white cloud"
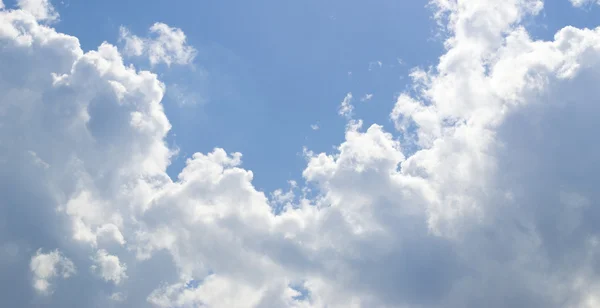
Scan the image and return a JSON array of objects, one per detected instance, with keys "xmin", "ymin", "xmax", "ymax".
[
  {"xmin": 91, "ymin": 249, "xmax": 127, "ymax": 285},
  {"xmin": 338, "ymin": 92, "xmax": 353, "ymax": 118},
  {"xmin": 120, "ymin": 23, "xmax": 197, "ymax": 66},
  {"xmin": 148, "ymin": 275, "xmax": 274, "ymax": 308},
  {"xmin": 17, "ymin": 0, "xmax": 58, "ymax": 21},
  {"xmin": 570, "ymin": 0, "xmax": 600, "ymax": 7},
  {"xmin": 96, "ymin": 223, "xmax": 126, "ymax": 246},
  {"xmin": 360, "ymin": 93, "xmax": 373, "ymax": 102},
  {"xmin": 28, "ymin": 150, "xmax": 50, "ymax": 169},
  {"xmin": 6, "ymin": 1, "xmax": 600, "ymax": 307},
  {"xmin": 119, "ymin": 27, "xmax": 145, "ymax": 56},
  {"xmin": 310, "ymin": 124, "xmax": 319, "ymax": 130},
  {"xmin": 30, "ymin": 249, "xmax": 75, "ymax": 294}
]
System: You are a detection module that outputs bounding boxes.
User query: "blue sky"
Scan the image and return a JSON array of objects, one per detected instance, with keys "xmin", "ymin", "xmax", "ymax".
[
  {"xmin": 3, "ymin": 0, "xmax": 595, "ymax": 193},
  {"xmin": 38, "ymin": 0, "xmax": 443, "ymax": 192}
]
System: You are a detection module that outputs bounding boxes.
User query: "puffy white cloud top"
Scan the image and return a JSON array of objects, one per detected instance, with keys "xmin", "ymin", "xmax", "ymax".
[
  {"xmin": 17, "ymin": 0, "xmax": 58, "ymax": 21},
  {"xmin": 3, "ymin": 0, "xmax": 600, "ymax": 307},
  {"xmin": 30, "ymin": 249, "xmax": 76, "ymax": 294}
]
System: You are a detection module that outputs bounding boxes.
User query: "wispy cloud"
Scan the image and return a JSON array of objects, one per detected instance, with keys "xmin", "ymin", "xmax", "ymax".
[{"xmin": 338, "ymin": 92, "xmax": 353, "ymax": 118}]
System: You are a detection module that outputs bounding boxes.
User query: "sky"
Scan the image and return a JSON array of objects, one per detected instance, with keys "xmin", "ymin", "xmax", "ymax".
[
  {"xmin": 4, "ymin": 0, "xmax": 600, "ymax": 307},
  {"xmin": 45, "ymin": 0, "xmax": 443, "ymax": 192}
]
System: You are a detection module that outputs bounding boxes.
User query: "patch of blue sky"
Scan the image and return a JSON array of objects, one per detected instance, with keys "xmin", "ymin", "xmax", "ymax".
[
  {"xmin": 528, "ymin": 0, "xmax": 600, "ymax": 40},
  {"xmin": 289, "ymin": 281, "xmax": 310, "ymax": 301},
  {"xmin": 21, "ymin": 0, "xmax": 441, "ymax": 195}
]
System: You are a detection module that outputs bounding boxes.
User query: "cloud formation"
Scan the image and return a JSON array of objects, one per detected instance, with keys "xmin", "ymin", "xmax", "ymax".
[
  {"xmin": 570, "ymin": 0, "xmax": 600, "ymax": 7},
  {"xmin": 120, "ymin": 23, "xmax": 197, "ymax": 66},
  {"xmin": 30, "ymin": 250, "xmax": 76, "ymax": 294},
  {"xmin": 17, "ymin": 0, "xmax": 58, "ymax": 21},
  {"xmin": 91, "ymin": 249, "xmax": 127, "ymax": 285},
  {"xmin": 338, "ymin": 92, "xmax": 353, "ymax": 118},
  {"xmin": 3, "ymin": 0, "xmax": 600, "ymax": 307}
]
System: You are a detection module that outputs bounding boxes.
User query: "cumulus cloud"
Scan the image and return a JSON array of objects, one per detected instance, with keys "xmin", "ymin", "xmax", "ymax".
[
  {"xmin": 147, "ymin": 275, "xmax": 294, "ymax": 308},
  {"xmin": 17, "ymin": 0, "xmax": 58, "ymax": 21},
  {"xmin": 30, "ymin": 250, "xmax": 75, "ymax": 294},
  {"xmin": 120, "ymin": 23, "xmax": 197, "ymax": 66},
  {"xmin": 5, "ymin": 0, "xmax": 600, "ymax": 307},
  {"xmin": 91, "ymin": 249, "xmax": 127, "ymax": 284}
]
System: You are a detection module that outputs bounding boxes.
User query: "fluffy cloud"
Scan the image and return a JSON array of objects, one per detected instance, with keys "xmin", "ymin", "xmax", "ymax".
[
  {"xmin": 91, "ymin": 249, "xmax": 127, "ymax": 285},
  {"xmin": 120, "ymin": 23, "xmax": 197, "ymax": 66},
  {"xmin": 17, "ymin": 0, "xmax": 58, "ymax": 21},
  {"xmin": 4, "ymin": 0, "xmax": 600, "ymax": 307},
  {"xmin": 147, "ymin": 275, "xmax": 311, "ymax": 308},
  {"xmin": 30, "ymin": 249, "xmax": 75, "ymax": 294}
]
